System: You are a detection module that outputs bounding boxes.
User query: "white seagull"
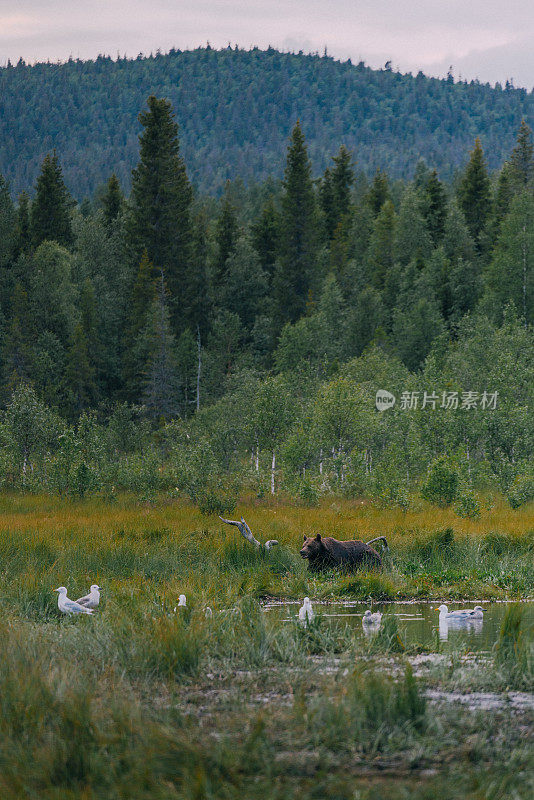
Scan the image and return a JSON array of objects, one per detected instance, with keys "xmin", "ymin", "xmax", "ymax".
[
  {"xmin": 75, "ymin": 584, "xmax": 101, "ymax": 610},
  {"xmin": 362, "ymin": 609, "xmax": 382, "ymax": 626},
  {"xmin": 173, "ymin": 594, "xmax": 187, "ymax": 612},
  {"xmin": 54, "ymin": 587, "xmax": 94, "ymax": 615},
  {"xmin": 436, "ymin": 604, "xmax": 484, "ymax": 620},
  {"xmin": 298, "ymin": 597, "xmax": 314, "ymax": 626}
]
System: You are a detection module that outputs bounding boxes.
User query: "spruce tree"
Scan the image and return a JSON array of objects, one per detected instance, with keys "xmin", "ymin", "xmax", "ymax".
[
  {"xmin": 122, "ymin": 249, "xmax": 156, "ymax": 397},
  {"xmin": 424, "ymin": 169, "xmax": 447, "ymax": 245},
  {"xmin": 331, "ymin": 144, "xmax": 354, "ymax": 224},
  {"xmin": 136, "ymin": 278, "xmax": 181, "ymax": 420},
  {"xmin": 214, "ymin": 185, "xmax": 240, "ymax": 284},
  {"xmin": 79, "ymin": 278, "xmax": 100, "ymax": 391},
  {"xmin": 395, "ymin": 187, "xmax": 432, "ymax": 266},
  {"xmin": 2, "ymin": 283, "xmax": 32, "ymax": 392},
  {"xmin": 183, "ymin": 210, "xmax": 211, "ymax": 339},
  {"xmin": 366, "ymin": 168, "xmax": 390, "ymax": 217},
  {"xmin": 0, "ymin": 175, "xmax": 16, "ymax": 268},
  {"xmin": 220, "ymin": 235, "xmax": 268, "ymax": 330},
  {"xmin": 491, "ymin": 163, "xmax": 514, "ymax": 245},
  {"xmin": 31, "ymin": 152, "xmax": 73, "ymax": 248},
  {"xmin": 16, "ymin": 192, "xmax": 31, "ymax": 255},
  {"xmin": 320, "ymin": 145, "xmax": 354, "ymax": 242},
  {"xmin": 509, "ymin": 119, "xmax": 534, "ymax": 188},
  {"xmin": 129, "ymin": 95, "xmax": 193, "ymax": 330},
  {"xmin": 65, "ymin": 323, "xmax": 96, "ymax": 416},
  {"xmin": 274, "ymin": 121, "xmax": 318, "ymax": 324},
  {"xmin": 252, "ymin": 197, "xmax": 279, "ymax": 279},
  {"xmin": 319, "ymin": 168, "xmax": 336, "ymax": 240},
  {"xmin": 367, "ymin": 199, "xmax": 396, "ymax": 290},
  {"xmin": 458, "ymin": 138, "xmax": 492, "ymax": 250},
  {"xmin": 484, "ymin": 192, "xmax": 534, "ymax": 325},
  {"xmin": 102, "ymin": 173, "xmax": 124, "ymax": 225}
]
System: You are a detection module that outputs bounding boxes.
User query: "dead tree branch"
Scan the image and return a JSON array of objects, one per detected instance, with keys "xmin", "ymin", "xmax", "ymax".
[
  {"xmin": 219, "ymin": 516, "xmax": 279, "ymax": 551},
  {"xmin": 366, "ymin": 536, "xmax": 389, "ymax": 551}
]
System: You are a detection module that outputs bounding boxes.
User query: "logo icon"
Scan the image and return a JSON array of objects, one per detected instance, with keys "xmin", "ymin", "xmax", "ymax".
[{"xmin": 376, "ymin": 389, "xmax": 395, "ymax": 411}]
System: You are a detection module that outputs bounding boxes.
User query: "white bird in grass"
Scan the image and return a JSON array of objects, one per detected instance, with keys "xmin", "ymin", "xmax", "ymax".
[
  {"xmin": 54, "ymin": 587, "xmax": 94, "ymax": 615},
  {"xmin": 75, "ymin": 584, "xmax": 101, "ymax": 610},
  {"xmin": 362, "ymin": 609, "xmax": 382, "ymax": 627},
  {"xmin": 436, "ymin": 604, "xmax": 484, "ymax": 620},
  {"xmin": 173, "ymin": 594, "xmax": 187, "ymax": 612},
  {"xmin": 298, "ymin": 597, "xmax": 314, "ymax": 626}
]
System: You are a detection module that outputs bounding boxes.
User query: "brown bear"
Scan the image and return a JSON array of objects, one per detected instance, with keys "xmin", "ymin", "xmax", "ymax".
[{"xmin": 300, "ymin": 533, "xmax": 382, "ymax": 572}]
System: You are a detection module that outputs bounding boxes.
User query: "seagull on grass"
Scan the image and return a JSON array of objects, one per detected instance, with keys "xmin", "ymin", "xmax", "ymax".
[
  {"xmin": 54, "ymin": 587, "xmax": 94, "ymax": 615},
  {"xmin": 299, "ymin": 597, "xmax": 314, "ymax": 626},
  {"xmin": 75, "ymin": 584, "xmax": 101, "ymax": 610},
  {"xmin": 173, "ymin": 594, "xmax": 187, "ymax": 612}
]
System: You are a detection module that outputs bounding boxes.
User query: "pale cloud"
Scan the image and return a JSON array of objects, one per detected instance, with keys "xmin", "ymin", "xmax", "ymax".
[{"xmin": 0, "ymin": 1, "xmax": 532, "ymax": 86}]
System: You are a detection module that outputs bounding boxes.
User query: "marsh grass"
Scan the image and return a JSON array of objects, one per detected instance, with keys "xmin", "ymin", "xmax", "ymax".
[
  {"xmin": 0, "ymin": 495, "xmax": 532, "ymax": 798},
  {"xmin": 494, "ymin": 603, "xmax": 534, "ymax": 688}
]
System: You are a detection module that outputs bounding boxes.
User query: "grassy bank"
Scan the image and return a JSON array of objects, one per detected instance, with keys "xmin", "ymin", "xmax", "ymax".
[
  {"xmin": 0, "ymin": 494, "xmax": 532, "ymax": 798},
  {"xmin": 0, "ymin": 493, "xmax": 532, "ymax": 605}
]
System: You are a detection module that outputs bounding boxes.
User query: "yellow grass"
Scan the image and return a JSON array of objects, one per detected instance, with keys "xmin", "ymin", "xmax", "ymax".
[{"xmin": 0, "ymin": 492, "xmax": 530, "ymax": 548}]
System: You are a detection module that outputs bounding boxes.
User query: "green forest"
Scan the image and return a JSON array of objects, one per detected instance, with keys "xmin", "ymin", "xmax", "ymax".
[
  {"xmin": 0, "ymin": 74, "xmax": 533, "ymax": 512},
  {"xmin": 1, "ymin": 46, "xmax": 534, "ymax": 197}
]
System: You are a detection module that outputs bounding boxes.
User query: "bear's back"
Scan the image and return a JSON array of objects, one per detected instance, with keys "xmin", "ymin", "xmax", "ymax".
[{"xmin": 322, "ymin": 536, "xmax": 381, "ymax": 566}]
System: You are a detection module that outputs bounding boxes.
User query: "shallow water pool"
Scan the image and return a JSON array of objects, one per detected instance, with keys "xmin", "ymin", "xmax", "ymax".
[{"xmin": 263, "ymin": 600, "xmax": 534, "ymax": 652}]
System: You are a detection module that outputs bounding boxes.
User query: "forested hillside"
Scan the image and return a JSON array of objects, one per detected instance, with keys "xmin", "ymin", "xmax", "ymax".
[
  {"xmin": 0, "ymin": 77, "xmax": 533, "ymax": 511},
  {"xmin": 1, "ymin": 46, "xmax": 534, "ymax": 197}
]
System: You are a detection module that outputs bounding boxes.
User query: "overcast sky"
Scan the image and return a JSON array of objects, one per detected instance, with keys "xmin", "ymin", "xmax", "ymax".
[{"xmin": 1, "ymin": 1, "xmax": 533, "ymax": 87}]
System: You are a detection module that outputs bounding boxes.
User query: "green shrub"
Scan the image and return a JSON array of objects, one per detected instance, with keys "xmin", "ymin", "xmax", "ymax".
[
  {"xmin": 421, "ymin": 456, "xmax": 459, "ymax": 506},
  {"xmin": 507, "ymin": 475, "xmax": 534, "ymax": 509},
  {"xmin": 454, "ymin": 490, "xmax": 481, "ymax": 519}
]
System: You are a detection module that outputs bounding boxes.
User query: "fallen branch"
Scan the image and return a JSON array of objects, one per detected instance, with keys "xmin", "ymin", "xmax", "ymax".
[
  {"xmin": 219, "ymin": 516, "xmax": 279, "ymax": 551},
  {"xmin": 366, "ymin": 536, "xmax": 389, "ymax": 552}
]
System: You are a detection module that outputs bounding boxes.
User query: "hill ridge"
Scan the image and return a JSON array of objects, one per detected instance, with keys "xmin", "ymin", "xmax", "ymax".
[{"xmin": 1, "ymin": 45, "xmax": 532, "ymax": 198}]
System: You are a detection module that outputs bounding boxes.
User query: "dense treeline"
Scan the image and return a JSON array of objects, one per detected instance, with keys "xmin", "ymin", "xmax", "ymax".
[
  {"xmin": 0, "ymin": 93, "xmax": 532, "ymax": 509},
  {"xmin": 1, "ymin": 46, "xmax": 534, "ymax": 198}
]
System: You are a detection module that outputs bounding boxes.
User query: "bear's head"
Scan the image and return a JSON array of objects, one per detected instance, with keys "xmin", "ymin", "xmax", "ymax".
[{"xmin": 300, "ymin": 533, "xmax": 325, "ymax": 561}]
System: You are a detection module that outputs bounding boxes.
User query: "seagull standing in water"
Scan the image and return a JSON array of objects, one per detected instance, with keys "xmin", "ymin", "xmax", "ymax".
[
  {"xmin": 54, "ymin": 587, "xmax": 94, "ymax": 615},
  {"xmin": 75, "ymin": 584, "xmax": 101, "ymax": 610},
  {"xmin": 299, "ymin": 597, "xmax": 314, "ymax": 626}
]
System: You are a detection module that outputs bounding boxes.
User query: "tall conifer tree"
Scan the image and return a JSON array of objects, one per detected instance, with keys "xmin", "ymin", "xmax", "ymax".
[
  {"xmin": 214, "ymin": 185, "xmax": 239, "ymax": 285},
  {"xmin": 458, "ymin": 138, "xmax": 492, "ymax": 250},
  {"xmin": 31, "ymin": 152, "xmax": 73, "ymax": 248},
  {"xmin": 252, "ymin": 197, "xmax": 279, "ymax": 279},
  {"xmin": 509, "ymin": 119, "xmax": 534, "ymax": 188},
  {"xmin": 331, "ymin": 145, "xmax": 354, "ymax": 224},
  {"xmin": 424, "ymin": 169, "xmax": 447, "ymax": 246},
  {"xmin": 129, "ymin": 96, "xmax": 193, "ymax": 330},
  {"xmin": 274, "ymin": 121, "xmax": 317, "ymax": 324},
  {"xmin": 102, "ymin": 173, "xmax": 124, "ymax": 225},
  {"xmin": 366, "ymin": 168, "xmax": 390, "ymax": 217},
  {"xmin": 0, "ymin": 175, "xmax": 16, "ymax": 267},
  {"xmin": 16, "ymin": 192, "xmax": 31, "ymax": 255}
]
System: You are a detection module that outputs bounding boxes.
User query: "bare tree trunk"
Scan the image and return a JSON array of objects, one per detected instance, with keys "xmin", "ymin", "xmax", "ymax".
[
  {"xmin": 255, "ymin": 437, "xmax": 259, "ymax": 471},
  {"xmin": 271, "ymin": 450, "xmax": 276, "ymax": 495},
  {"xmin": 319, "ymin": 448, "xmax": 323, "ymax": 475}
]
